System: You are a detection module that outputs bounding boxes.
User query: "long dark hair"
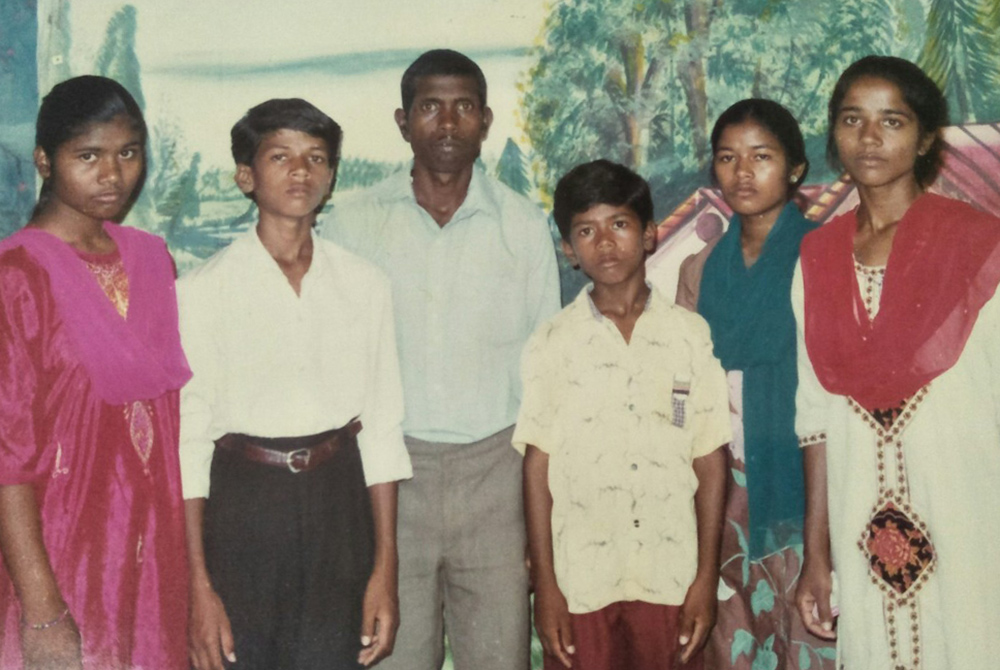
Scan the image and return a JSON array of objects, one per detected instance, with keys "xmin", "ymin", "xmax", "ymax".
[{"xmin": 33, "ymin": 75, "xmax": 148, "ymax": 218}]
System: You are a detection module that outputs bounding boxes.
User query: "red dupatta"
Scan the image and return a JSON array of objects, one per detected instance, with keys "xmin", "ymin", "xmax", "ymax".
[
  {"xmin": 800, "ymin": 193, "xmax": 1000, "ymax": 411},
  {"xmin": 0, "ymin": 222, "xmax": 191, "ymax": 404}
]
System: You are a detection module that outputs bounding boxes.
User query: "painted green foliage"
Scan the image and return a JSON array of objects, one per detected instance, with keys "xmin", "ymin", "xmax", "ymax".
[
  {"xmin": 918, "ymin": 0, "xmax": 1000, "ymax": 122},
  {"xmin": 95, "ymin": 5, "xmax": 145, "ymax": 109},
  {"xmin": 521, "ymin": 0, "xmax": 992, "ymax": 215},
  {"xmin": 495, "ymin": 138, "xmax": 532, "ymax": 196}
]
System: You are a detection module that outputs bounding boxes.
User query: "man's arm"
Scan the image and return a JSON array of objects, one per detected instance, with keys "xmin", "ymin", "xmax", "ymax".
[
  {"xmin": 185, "ymin": 498, "xmax": 235, "ymax": 670},
  {"xmin": 524, "ymin": 445, "xmax": 574, "ymax": 668},
  {"xmin": 678, "ymin": 446, "xmax": 726, "ymax": 664},
  {"xmin": 357, "ymin": 482, "xmax": 400, "ymax": 667}
]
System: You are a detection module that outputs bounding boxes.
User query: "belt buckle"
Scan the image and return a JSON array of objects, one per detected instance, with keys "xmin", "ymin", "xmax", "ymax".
[{"xmin": 286, "ymin": 447, "xmax": 311, "ymax": 473}]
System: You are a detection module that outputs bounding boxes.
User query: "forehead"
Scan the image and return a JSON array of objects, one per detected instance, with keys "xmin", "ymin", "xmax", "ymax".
[
  {"xmin": 840, "ymin": 76, "xmax": 910, "ymax": 111},
  {"xmin": 61, "ymin": 115, "xmax": 143, "ymax": 148},
  {"xmin": 570, "ymin": 203, "xmax": 641, "ymax": 226},
  {"xmin": 258, "ymin": 128, "xmax": 330, "ymax": 152},
  {"xmin": 716, "ymin": 119, "xmax": 782, "ymax": 149},
  {"xmin": 412, "ymin": 75, "xmax": 482, "ymax": 102}
]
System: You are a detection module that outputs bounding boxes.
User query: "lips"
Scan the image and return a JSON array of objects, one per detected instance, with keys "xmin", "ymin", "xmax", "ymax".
[{"xmin": 93, "ymin": 191, "xmax": 123, "ymax": 204}]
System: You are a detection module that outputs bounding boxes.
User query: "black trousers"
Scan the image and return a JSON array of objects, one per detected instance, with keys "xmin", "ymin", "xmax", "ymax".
[{"xmin": 204, "ymin": 430, "xmax": 374, "ymax": 670}]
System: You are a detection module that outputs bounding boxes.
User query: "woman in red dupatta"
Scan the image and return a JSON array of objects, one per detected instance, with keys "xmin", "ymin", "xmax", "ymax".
[
  {"xmin": 794, "ymin": 56, "xmax": 1000, "ymax": 670},
  {"xmin": 0, "ymin": 77, "xmax": 190, "ymax": 669}
]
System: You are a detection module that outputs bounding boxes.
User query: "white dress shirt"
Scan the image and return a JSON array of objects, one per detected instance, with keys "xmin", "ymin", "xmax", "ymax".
[
  {"xmin": 177, "ymin": 227, "xmax": 412, "ymax": 499},
  {"xmin": 320, "ymin": 165, "xmax": 561, "ymax": 443}
]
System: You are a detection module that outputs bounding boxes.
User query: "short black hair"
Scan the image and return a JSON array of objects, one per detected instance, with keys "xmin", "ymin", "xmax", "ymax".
[
  {"xmin": 553, "ymin": 160, "xmax": 654, "ymax": 241},
  {"xmin": 231, "ymin": 98, "xmax": 342, "ymax": 204},
  {"xmin": 710, "ymin": 98, "xmax": 809, "ymax": 195},
  {"xmin": 34, "ymin": 75, "xmax": 147, "ymax": 218},
  {"xmin": 827, "ymin": 56, "xmax": 948, "ymax": 187},
  {"xmin": 400, "ymin": 49, "xmax": 487, "ymax": 113}
]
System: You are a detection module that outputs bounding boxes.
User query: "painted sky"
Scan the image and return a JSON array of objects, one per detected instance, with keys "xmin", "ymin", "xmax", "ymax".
[{"xmin": 63, "ymin": 0, "xmax": 548, "ymax": 169}]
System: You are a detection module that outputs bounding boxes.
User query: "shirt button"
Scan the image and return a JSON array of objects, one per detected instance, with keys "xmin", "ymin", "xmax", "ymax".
[
  {"xmin": 631, "ymin": 463, "xmax": 638, "ymax": 471},
  {"xmin": 633, "ymin": 519, "xmax": 640, "ymax": 528},
  {"xmin": 628, "ymin": 403, "xmax": 635, "ymax": 411}
]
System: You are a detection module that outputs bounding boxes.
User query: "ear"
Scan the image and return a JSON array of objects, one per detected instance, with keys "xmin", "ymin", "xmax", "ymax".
[
  {"xmin": 234, "ymin": 164, "xmax": 255, "ymax": 195},
  {"xmin": 917, "ymin": 130, "xmax": 936, "ymax": 157},
  {"xmin": 642, "ymin": 221, "xmax": 657, "ymax": 253},
  {"xmin": 34, "ymin": 147, "xmax": 52, "ymax": 179},
  {"xmin": 481, "ymin": 106, "xmax": 494, "ymax": 141},
  {"xmin": 394, "ymin": 108, "xmax": 410, "ymax": 142},
  {"xmin": 788, "ymin": 163, "xmax": 806, "ymax": 184},
  {"xmin": 560, "ymin": 238, "xmax": 580, "ymax": 269}
]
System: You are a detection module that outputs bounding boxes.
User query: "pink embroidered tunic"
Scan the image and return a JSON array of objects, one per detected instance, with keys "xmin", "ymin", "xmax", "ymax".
[{"xmin": 0, "ymin": 225, "xmax": 190, "ymax": 670}]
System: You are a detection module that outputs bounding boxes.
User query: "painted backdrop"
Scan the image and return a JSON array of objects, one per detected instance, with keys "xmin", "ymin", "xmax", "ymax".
[{"xmin": 1, "ymin": 1, "xmax": 1000, "ymax": 668}]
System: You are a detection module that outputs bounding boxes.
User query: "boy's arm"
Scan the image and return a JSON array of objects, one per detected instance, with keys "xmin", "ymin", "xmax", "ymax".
[
  {"xmin": 185, "ymin": 498, "xmax": 235, "ymax": 670},
  {"xmin": 795, "ymin": 444, "xmax": 837, "ymax": 640},
  {"xmin": 678, "ymin": 446, "xmax": 726, "ymax": 664},
  {"xmin": 358, "ymin": 482, "xmax": 400, "ymax": 667},
  {"xmin": 524, "ymin": 445, "xmax": 574, "ymax": 668}
]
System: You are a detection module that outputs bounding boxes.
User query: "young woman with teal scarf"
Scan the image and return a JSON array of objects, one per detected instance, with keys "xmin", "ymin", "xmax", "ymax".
[{"xmin": 676, "ymin": 99, "xmax": 835, "ymax": 669}]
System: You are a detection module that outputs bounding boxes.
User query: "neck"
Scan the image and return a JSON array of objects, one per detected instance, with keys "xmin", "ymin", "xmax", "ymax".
[
  {"xmin": 411, "ymin": 161, "xmax": 474, "ymax": 227},
  {"xmin": 855, "ymin": 179, "xmax": 923, "ymax": 233},
  {"xmin": 590, "ymin": 275, "xmax": 649, "ymax": 319},
  {"xmin": 256, "ymin": 214, "xmax": 313, "ymax": 262},
  {"xmin": 29, "ymin": 204, "xmax": 114, "ymax": 254},
  {"xmin": 739, "ymin": 204, "xmax": 784, "ymax": 268}
]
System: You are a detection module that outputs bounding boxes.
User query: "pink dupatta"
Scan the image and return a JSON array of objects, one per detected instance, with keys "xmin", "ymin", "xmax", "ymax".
[{"xmin": 0, "ymin": 222, "xmax": 190, "ymax": 404}]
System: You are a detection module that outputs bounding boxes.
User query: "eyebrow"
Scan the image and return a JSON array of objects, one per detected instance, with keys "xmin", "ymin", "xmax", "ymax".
[{"xmin": 839, "ymin": 104, "xmax": 913, "ymax": 118}]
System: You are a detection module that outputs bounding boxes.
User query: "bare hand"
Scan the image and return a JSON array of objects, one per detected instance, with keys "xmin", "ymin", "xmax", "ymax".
[
  {"xmin": 22, "ymin": 613, "xmax": 82, "ymax": 670},
  {"xmin": 358, "ymin": 565, "xmax": 399, "ymax": 666},
  {"xmin": 678, "ymin": 575, "xmax": 717, "ymax": 664},
  {"xmin": 189, "ymin": 583, "xmax": 236, "ymax": 670},
  {"xmin": 534, "ymin": 581, "xmax": 574, "ymax": 668},
  {"xmin": 796, "ymin": 561, "xmax": 837, "ymax": 640}
]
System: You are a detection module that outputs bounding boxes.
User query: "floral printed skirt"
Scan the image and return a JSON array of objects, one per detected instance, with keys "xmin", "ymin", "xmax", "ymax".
[{"xmin": 705, "ymin": 451, "xmax": 837, "ymax": 670}]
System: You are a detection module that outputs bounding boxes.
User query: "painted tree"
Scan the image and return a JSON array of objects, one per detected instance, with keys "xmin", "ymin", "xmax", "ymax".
[
  {"xmin": 521, "ymin": 0, "xmax": 921, "ymax": 211},
  {"xmin": 495, "ymin": 138, "xmax": 531, "ymax": 196},
  {"xmin": 95, "ymin": 5, "xmax": 145, "ymax": 109},
  {"xmin": 918, "ymin": 0, "xmax": 1000, "ymax": 122}
]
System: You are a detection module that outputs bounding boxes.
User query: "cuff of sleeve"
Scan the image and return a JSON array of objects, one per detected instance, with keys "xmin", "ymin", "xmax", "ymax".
[
  {"xmin": 797, "ymin": 431, "xmax": 827, "ymax": 448},
  {"xmin": 180, "ymin": 444, "xmax": 213, "ymax": 500},
  {"xmin": 359, "ymin": 431, "xmax": 412, "ymax": 486}
]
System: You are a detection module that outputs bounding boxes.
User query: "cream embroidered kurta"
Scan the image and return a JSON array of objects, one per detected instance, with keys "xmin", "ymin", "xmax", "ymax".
[
  {"xmin": 513, "ymin": 286, "xmax": 731, "ymax": 614},
  {"xmin": 793, "ymin": 261, "xmax": 1000, "ymax": 670}
]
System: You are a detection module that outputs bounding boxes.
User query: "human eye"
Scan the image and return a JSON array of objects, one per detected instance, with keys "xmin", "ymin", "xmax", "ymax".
[
  {"xmin": 612, "ymin": 218, "xmax": 630, "ymax": 229},
  {"xmin": 840, "ymin": 113, "xmax": 860, "ymax": 127},
  {"xmin": 754, "ymin": 152, "xmax": 772, "ymax": 161},
  {"xmin": 714, "ymin": 153, "xmax": 734, "ymax": 164},
  {"xmin": 420, "ymin": 100, "xmax": 437, "ymax": 113},
  {"xmin": 269, "ymin": 152, "xmax": 286, "ymax": 163},
  {"xmin": 576, "ymin": 226, "xmax": 593, "ymax": 237},
  {"xmin": 78, "ymin": 151, "xmax": 97, "ymax": 162},
  {"xmin": 310, "ymin": 154, "xmax": 328, "ymax": 164},
  {"xmin": 120, "ymin": 148, "xmax": 140, "ymax": 160},
  {"xmin": 883, "ymin": 117, "xmax": 903, "ymax": 129}
]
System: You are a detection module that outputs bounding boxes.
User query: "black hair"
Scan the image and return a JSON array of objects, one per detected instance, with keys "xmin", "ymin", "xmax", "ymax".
[
  {"xmin": 400, "ymin": 49, "xmax": 487, "ymax": 113},
  {"xmin": 33, "ymin": 75, "xmax": 147, "ymax": 218},
  {"xmin": 710, "ymin": 98, "xmax": 809, "ymax": 195},
  {"xmin": 230, "ymin": 98, "xmax": 343, "ymax": 205},
  {"xmin": 827, "ymin": 56, "xmax": 948, "ymax": 187},
  {"xmin": 552, "ymin": 160, "xmax": 654, "ymax": 241}
]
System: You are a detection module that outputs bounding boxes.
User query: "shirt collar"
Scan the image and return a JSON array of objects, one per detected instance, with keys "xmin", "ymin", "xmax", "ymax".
[
  {"xmin": 381, "ymin": 160, "xmax": 498, "ymax": 221},
  {"xmin": 240, "ymin": 224, "xmax": 327, "ymax": 283}
]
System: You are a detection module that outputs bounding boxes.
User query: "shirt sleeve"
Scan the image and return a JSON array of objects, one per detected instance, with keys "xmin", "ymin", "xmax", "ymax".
[
  {"xmin": 688, "ymin": 314, "xmax": 732, "ymax": 459},
  {"xmin": 0, "ymin": 252, "xmax": 47, "ymax": 485},
  {"xmin": 524, "ymin": 212, "xmax": 562, "ymax": 333},
  {"xmin": 356, "ymin": 274, "xmax": 412, "ymax": 485},
  {"xmin": 792, "ymin": 261, "xmax": 831, "ymax": 446},
  {"xmin": 512, "ymin": 324, "xmax": 559, "ymax": 455},
  {"xmin": 177, "ymin": 275, "xmax": 222, "ymax": 499}
]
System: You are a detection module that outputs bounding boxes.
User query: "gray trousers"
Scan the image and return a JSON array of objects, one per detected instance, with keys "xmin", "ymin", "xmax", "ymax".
[{"xmin": 380, "ymin": 426, "xmax": 530, "ymax": 670}]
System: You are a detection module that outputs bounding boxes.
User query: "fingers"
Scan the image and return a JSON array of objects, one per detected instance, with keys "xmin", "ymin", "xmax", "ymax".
[
  {"xmin": 220, "ymin": 614, "xmax": 237, "ymax": 664},
  {"xmin": 677, "ymin": 610, "xmax": 696, "ymax": 664},
  {"xmin": 797, "ymin": 587, "xmax": 837, "ymax": 641},
  {"xmin": 678, "ymin": 614, "xmax": 709, "ymax": 664},
  {"xmin": 538, "ymin": 613, "xmax": 574, "ymax": 668},
  {"xmin": 358, "ymin": 602, "xmax": 399, "ymax": 666}
]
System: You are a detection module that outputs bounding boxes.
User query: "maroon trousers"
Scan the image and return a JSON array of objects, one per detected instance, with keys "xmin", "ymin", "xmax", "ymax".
[{"xmin": 543, "ymin": 601, "xmax": 704, "ymax": 670}]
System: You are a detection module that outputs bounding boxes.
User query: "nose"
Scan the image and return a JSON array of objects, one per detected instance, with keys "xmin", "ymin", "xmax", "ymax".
[
  {"xmin": 98, "ymin": 156, "xmax": 122, "ymax": 184},
  {"xmin": 439, "ymin": 104, "xmax": 458, "ymax": 130},
  {"xmin": 859, "ymin": 120, "xmax": 881, "ymax": 145},
  {"xmin": 289, "ymin": 155, "xmax": 311, "ymax": 177},
  {"xmin": 595, "ymin": 226, "xmax": 614, "ymax": 249},
  {"xmin": 735, "ymin": 156, "xmax": 752, "ymax": 179}
]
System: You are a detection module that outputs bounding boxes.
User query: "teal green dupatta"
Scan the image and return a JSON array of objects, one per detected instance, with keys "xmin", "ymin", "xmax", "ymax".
[{"xmin": 697, "ymin": 202, "xmax": 817, "ymax": 559}]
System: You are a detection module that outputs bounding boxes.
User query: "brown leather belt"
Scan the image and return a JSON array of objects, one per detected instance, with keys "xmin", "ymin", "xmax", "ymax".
[{"xmin": 215, "ymin": 420, "xmax": 362, "ymax": 473}]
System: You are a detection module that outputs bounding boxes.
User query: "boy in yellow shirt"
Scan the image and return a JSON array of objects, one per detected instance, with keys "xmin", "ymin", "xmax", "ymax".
[{"xmin": 514, "ymin": 160, "xmax": 730, "ymax": 670}]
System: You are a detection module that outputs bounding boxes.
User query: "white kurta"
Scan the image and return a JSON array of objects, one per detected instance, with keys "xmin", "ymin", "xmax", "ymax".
[{"xmin": 792, "ymin": 261, "xmax": 1000, "ymax": 670}]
